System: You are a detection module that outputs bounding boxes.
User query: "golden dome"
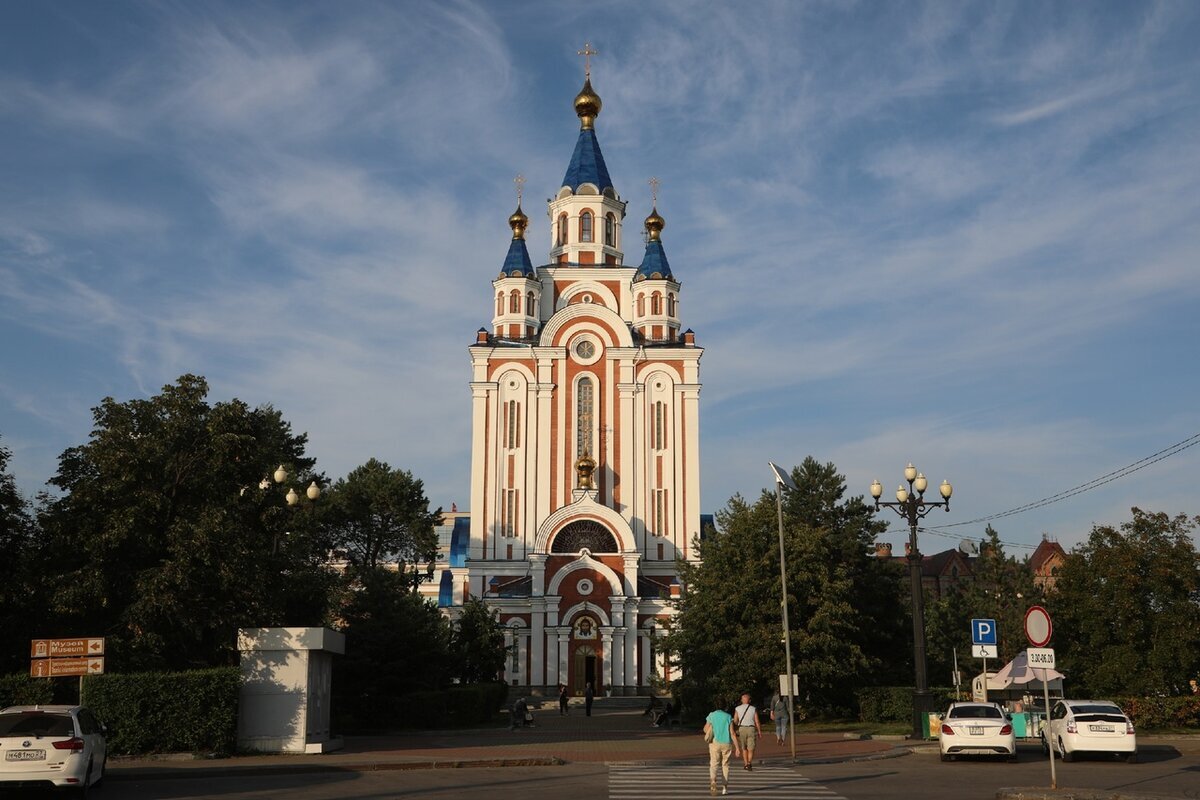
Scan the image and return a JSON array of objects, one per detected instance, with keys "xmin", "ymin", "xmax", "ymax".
[
  {"xmin": 574, "ymin": 78, "xmax": 602, "ymax": 130},
  {"xmin": 644, "ymin": 206, "xmax": 665, "ymax": 241},
  {"xmin": 508, "ymin": 204, "xmax": 528, "ymax": 239}
]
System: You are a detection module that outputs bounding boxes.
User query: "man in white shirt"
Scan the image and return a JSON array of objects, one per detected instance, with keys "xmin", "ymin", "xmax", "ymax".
[{"xmin": 732, "ymin": 692, "xmax": 761, "ymax": 771}]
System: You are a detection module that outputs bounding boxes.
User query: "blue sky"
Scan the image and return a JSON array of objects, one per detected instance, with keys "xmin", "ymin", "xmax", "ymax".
[{"xmin": 2, "ymin": 1, "xmax": 1198, "ymax": 555}]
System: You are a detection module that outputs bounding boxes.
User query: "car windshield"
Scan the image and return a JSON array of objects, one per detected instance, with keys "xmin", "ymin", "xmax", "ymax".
[
  {"xmin": 0, "ymin": 712, "xmax": 75, "ymax": 737},
  {"xmin": 949, "ymin": 706, "xmax": 1003, "ymax": 719}
]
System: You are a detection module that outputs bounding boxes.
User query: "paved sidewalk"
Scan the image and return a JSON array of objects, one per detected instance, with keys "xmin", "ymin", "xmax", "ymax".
[{"xmin": 108, "ymin": 701, "xmax": 898, "ymax": 781}]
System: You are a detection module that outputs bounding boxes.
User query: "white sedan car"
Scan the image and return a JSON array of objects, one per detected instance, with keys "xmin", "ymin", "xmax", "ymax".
[
  {"xmin": 0, "ymin": 705, "xmax": 107, "ymax": 795},
  {"xmin": 939, "ymin": 702, "xmax": 1017, "ymax": 762},
  {"xmin": 1044, "ymin": 699, "xmax": 1137, "ymax": 763}
]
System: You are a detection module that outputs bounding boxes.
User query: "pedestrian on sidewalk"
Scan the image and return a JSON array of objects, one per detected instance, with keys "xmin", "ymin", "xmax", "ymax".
[
  {"xmin": 509, "ymin": 696, "xmax": 530, "ymax": 731},
  {"xmin": 733, "ymin": 692, "xmax": 761, "ymax": 770},
  {"xmin": 704, "ymin": 699, "xmax": 741, "ymax": 796},
  {"xmin": 584, "ymin": 682, "xmax": 595, "ymax": 716},
  {"xmin": 770, "ymin": 691, "xmax": 789, "ymax": 745},
  {"xmin": 558, "ymin": 683, "xmax": 570, "ymax": 715}
]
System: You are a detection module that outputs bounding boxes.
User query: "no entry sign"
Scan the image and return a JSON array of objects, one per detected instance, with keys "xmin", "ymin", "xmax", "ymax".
[{"xmin": 1024, "ymin": 606, "xmax": 1053, "ymax": 647}]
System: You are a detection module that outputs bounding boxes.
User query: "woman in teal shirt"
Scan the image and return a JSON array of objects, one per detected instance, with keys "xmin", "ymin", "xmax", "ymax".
[{"xmin": 704, "ymin": 703, "xmax": 741, "ymax": 796}]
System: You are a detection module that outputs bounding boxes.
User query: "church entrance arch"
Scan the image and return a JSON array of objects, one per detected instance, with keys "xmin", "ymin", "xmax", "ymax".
[{"xmin": 570, "ymin": 613, "xmax": 601, "ymax": 695}]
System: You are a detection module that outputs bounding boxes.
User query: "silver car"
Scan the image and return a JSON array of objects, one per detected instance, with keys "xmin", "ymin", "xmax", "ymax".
[{"xmin": 0, "ymin": 705, "xmax": 108, "ymax": 795}]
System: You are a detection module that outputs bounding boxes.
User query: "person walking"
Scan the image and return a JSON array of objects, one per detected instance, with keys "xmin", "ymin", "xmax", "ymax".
[
  {"xmin": 584, "ymin": 682, "xmax": 595, "ymax": 716},
  {"xmin": 704, "ymin": 699, "xmax": 741, "ymax": 796},
  {"xmin": 770, "ymin": 691, "xmax": 789, "ymax": 745},
  {"xmin": 733, "ymin": 692, "xmax": 761, "ymax": 770},
  {"xmin": 558, "ymin": 683, "xmax": 570, "ymax": 715}
]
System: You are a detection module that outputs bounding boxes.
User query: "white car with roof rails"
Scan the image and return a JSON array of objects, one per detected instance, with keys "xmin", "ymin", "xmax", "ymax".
[
  {"xmin": 0, "ymin": 705, "xmax": 107, "ymax": 796},
  {"xmin": 1043, "ymin": 699, "xmax": 1137, "ymax": 763},
  {"xmin": 938, "ymin": 701, "xmax": 1017, "ymax": 762}
]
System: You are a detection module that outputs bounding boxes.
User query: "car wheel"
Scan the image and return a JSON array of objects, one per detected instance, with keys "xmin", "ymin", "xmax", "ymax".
[
  {"xmin": 1040, "ymin": 733, "xmax": 1049, "ymax": 756},
  {"xmin": 77, "ymin": 760, "xmax": 92, "ymax": 798},
  {"xmin": 940, "ymin": 752, "xmax": 952, "ymax": 762},
  {"xmin": 93, "ymin": 753, "xmax": 106, "ymax": 788},
  {"xmin": 1008, "ymin": 751, "xmax": 1019, "ymax": 763},
  {"xmin": 1059, "ymin": 738, "xmax": 1073, "ymax": 763},
  {"xmin": 1125, "ymin": 752, "xmax": 1138, "ymax": 764}
]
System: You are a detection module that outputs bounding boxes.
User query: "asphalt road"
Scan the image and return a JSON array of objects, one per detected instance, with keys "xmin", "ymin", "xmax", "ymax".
[{"xmin": 3, "ymin": 745, "xmax": 1197, "ymax": 799}]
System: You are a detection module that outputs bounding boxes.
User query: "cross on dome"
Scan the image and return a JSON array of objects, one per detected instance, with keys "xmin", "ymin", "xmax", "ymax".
[{"xmin": 577, "ymin": 42, "xmax": 598, "ymax": 79}]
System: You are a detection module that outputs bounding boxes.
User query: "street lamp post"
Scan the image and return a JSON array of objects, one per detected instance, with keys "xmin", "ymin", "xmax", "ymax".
[
  {"xmin": 269, "ymin": 465, "xmax": 321, "ymax": 554},
  {"xmin": 870, "ymin": 463, "xmax": 952, "ymax": 740},
  {"xmin": 768, "ymin": 462, "xmax": 798, "ymax": 763}
]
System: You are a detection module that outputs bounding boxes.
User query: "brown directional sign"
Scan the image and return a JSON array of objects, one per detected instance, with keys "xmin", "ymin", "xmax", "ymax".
[
  {"xmin": 30, "ymin": 638, "xmax": 105, "ymax": 658},
  {"xmin": 29, "ymin": 657, "xmax": 104, "ymax": 678}
]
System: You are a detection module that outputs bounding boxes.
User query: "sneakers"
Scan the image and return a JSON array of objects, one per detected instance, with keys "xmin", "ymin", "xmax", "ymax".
[
  {"xmin": 722, "ymin": 786, "xmax": 728, "ymax": 796},
  {"xmin": 709, "ymin": 783, "xmax": 717, "ymax": 796}
]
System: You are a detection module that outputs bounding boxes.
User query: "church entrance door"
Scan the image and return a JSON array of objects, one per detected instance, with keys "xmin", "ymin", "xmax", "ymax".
[{"xmin": 572, "ymin": 644, "xmax": 600, "ymax": 696}]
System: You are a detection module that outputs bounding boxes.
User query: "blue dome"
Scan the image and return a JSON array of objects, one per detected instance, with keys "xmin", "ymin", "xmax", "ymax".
[
  {"xmin": 561, "ymin": 128, "xmax": 613, "ymax": 192},
  {"xmin": 636, "ymin": 239, "xmax": 673, "ymax": 281},
  {"xmin": 501, "ymin": 237, "xmax": 535, "ymax": 277}
]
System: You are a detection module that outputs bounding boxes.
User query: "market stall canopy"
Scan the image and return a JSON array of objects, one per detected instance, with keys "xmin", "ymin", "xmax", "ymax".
[{"xmin": 991, "ymin": 649, "xmax": 1065, "ymax": 688}]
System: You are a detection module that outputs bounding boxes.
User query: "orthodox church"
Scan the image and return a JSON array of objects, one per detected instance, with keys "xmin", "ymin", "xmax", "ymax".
[{"xmin": 449, "ymin": 56, "xmax": 705, "ymax": 697}]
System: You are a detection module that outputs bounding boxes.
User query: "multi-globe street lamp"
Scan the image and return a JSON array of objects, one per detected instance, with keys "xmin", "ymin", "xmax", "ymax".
[
  {"xmin": 269, "ymin": 465, "xmax": 320, "ymax": 553},
  {"xmin": 869, "ymin": 463, "xmax": 952, "ymax": 740}
]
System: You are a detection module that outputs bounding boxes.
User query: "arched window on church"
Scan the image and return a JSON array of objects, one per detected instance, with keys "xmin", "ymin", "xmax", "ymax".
[
  {"xmin": 506, "ymin": 400, "xmax": 520, "ymax": 449},
  {"xmin": 557, "ymin": 213, "xmax": 568, "ymax": 247},
  {"xmin": 605, "ymin": 213, "xmax": 615, "ymax": 246},
  {"xmin": 509, "ymin": 289, "xmax": 520, "ymax": 314},
  {"xmin": 637, "ymin": 294, "xmax": 645, "ymax": 317},
  {"xmin": 526, "ymin": 291, "xmax": 535, "ymax": 317},
  {"xmin": 576, "ymin": 377, "xmax": 594, "ymax": 458},
  {"xmin": 496, "ymin": 292, "xmax": 504, "ymax": 316},
  {"xmin": 652, "ymin": 401, "xmax": 667, "ymax": 450},
  {"xmin": 651, "ymin": 292, "xmax": 662, "ymax": 315},
  {"xmin": 667, "ymin": 293, "xmax": 676, "ymax": 316},
  {"xmin": 580, "ymin": 210, "xmax": 593, "ymax": 243}
]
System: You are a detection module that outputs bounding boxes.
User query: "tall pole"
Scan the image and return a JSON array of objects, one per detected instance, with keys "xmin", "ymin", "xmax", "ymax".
[
  {"xmin": 774, "ymin": 480, "xmax": 797, "ymax": 763},
  {"xmin": 871, "ymin": 466, "xmax": 952, "ymax": 741}
]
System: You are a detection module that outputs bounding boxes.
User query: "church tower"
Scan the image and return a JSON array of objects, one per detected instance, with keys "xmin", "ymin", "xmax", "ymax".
[{"xmin": 463, "ymin": 51, "xmax": 703, "ymax": 696}]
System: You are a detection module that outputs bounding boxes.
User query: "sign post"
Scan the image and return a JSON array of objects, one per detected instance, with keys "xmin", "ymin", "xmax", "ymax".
[
  {"xmin": 1024, "ymin": 608, "xmax": 1055, "ymax": 789},
  {"xmin": 970, "ymin": 619, "xmax": 997, "ymax": 703},
  {"xmin": 29, "ymin": 638, "xmax": 106, "ymax": 700}
]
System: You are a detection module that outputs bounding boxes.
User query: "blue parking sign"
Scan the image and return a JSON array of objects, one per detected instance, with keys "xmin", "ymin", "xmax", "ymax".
[{"xmin": 971, "ymin": 618, "xmax": 997, "ymax": 645}]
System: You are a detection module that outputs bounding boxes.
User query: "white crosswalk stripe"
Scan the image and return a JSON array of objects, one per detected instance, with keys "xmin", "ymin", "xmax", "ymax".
[{"xmin": 608, "ymin": 764, "xmax": 848, "ymax": 799}]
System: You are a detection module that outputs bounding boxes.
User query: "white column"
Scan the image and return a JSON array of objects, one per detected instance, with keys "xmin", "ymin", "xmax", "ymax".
[
  {"xmin": 640, "ymin": 630, "xmax": 653, "ymax": 687},
  {"xmin": 529, "ymin": 554, "xmax": 547, "ymax": 597},
  {"xmin": 531, "ymin": 598, "xmax": 546, "ymax": 690},
  {"xmin": 545, "ymin": 629, "xmax": 559, "ymax": 687},
  {"xmin": 558, "ymin": 630, "xmax": 571, "ymax": 689},
  {"xmin": 624, "ymin": 600, "xmax": 639, "ymax": 688},
  {"xmin": 610, "ymin": 629, "xmax": 625, "ymax": 693},
  {"xmin": 601, "ymin": 629, "xmax": 615, "ymax": 692}
]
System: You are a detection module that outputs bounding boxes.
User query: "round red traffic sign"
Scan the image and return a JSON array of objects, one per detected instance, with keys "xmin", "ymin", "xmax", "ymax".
[{"xmin": 1024, "ymin": 606, "xmax": 1053, "ymax": 647}]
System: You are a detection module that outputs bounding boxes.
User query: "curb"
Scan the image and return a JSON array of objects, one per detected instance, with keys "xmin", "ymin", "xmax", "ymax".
[{"xmin": 996, "ymin": 788, "xmax": 1186, "ymax": 800}]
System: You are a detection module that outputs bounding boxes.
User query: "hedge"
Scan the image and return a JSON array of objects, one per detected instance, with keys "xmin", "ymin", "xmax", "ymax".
[
  {"xmin": 855, "ymin": 686, "xmax": 958, "ymax": 723},
  {"xmin": 1107, "ymin": 696, "xmax": 1200, "ymax": 729},
  {"xmin": 0, "ymin": 673, "xmax": 55, "ymax": 708},
  {"xmin": 80, "ymin": 667, "xmax": 240, "ymax": 755}
]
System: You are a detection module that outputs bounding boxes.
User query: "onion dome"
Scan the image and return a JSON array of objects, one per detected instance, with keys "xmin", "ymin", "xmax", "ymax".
[
  {"xmin": 499, "ymin": 205, "xmax": 535, "ymax": 278},
  {"xmin": 574, "ymin": 78, "xmax": 602, "ymax": 130},
  {"xmin": 635, "ymin": 207, "xmax": 673, "ymax": 282}
]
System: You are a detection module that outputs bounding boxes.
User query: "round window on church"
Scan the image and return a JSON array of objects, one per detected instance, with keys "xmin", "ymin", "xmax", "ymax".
[
  {"xmin": 572, "ymin": 336, "xmax": 601, "ymax": 365},
  {"xmin": 576, "ymin": 340, "xmax": 595, "ymax": 359},
  {"xmin": 577, "ymin": 578, "xmax": 594, "ymax": 595}
]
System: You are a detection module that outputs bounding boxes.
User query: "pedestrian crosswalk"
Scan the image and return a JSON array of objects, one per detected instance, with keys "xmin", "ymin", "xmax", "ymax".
[{"xmin": 608, "ymin": 764, "xmax": 848, "ymax": 799}]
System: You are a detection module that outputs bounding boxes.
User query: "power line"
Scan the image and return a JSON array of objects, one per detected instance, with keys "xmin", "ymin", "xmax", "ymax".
[{"xmin": 878, "ymin": 433, "xmax": 1200, "ymax": 551}]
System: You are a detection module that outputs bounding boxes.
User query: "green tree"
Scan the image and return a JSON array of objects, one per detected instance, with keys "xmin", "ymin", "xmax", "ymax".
[
  {"xmin": 664, "ymin": 457, "xmax": 906, "ymax": 717},
  {"xmin": 0, "ymin": 437, "xmax": 38, "ymax": 673},
  {"xmin": 331, "ymin": 568, "xmax": 451, "ymax": 727},
  {"xmin": 321, "ymin": 458, "xmax": 441, "ymax": 589},
  {"xmin": 1053, "ymin": 508, "xmax": 1200, "ymax": 696},
  {"xmin": 35, "ymin": 375, "xmax": 337, "ymax": 670},
  {"xmin": 451, "ymin": 598, "xmax": 507, "ymax": 684},
  {"xmin": 924, "ymin": 526, "xmax": 1044, "ymax": 687}
]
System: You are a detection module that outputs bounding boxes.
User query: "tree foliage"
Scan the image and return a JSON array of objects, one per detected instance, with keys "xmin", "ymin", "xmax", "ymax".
[
  {"xmin": 0, "ymin": 437, "xmax": 38, "ymax": 673},
  {"xmin": 1053, "ymin": 508, "xmax": 1200, "ymax": 696},
  {"xmin": 451, "ymin": 598, "xmax": 507, "ymax": 685},
  {"xmin": 321, "ymin": 458, "xmax": 441, "ymax": 587},
  {"xmin": 34, "ymin": 375, "xmax": 337, "ymax": 671},
  {"xmin": 664, "ymin": 457, "xmax": 906, "ymax": 716},
  {"xmin": 923, "ymin": 526, "xmax": 1045, "ymax": 686}
]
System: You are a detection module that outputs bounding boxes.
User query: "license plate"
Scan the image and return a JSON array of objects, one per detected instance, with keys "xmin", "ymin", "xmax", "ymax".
[
  {"xmin": 5, "ymin": 749, "xmax": 46, "ymax": 761},
  {"xmin": 968, "ymin": 726, "xmax": 984, "ymax": 735},
  {"xmin": 1089, "ymin": 724, "xmax": 1114, "ymax": 732}
]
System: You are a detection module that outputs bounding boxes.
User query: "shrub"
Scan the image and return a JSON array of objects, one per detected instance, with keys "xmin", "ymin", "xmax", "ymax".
[
  {"xmin": 80, "ymin": 667, "xmax": 240, "ymax": 755},
  {"xmin": 0, "ymin": 673, "xmax": 54, "ymax": 707},
  {"xmin": 856, "ymin": 686, "xmax": 958, "ymax": 723},
  {"xmin": 1109, "ymin": 695, "xmax": 1200, "ymax": 729}
]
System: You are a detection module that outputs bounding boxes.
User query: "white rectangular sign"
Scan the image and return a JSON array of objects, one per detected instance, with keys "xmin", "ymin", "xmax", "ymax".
[
  {"xmin": 972, "ymin": 644, "xmax": 998, "ymax": 659},
  {"xmin": 779, "ymin": 673, "xmax": 799, "ymax": 698},
  {"xmin": 1027, "ymin": 647, "xmax": 1056, "ymax": 669}
]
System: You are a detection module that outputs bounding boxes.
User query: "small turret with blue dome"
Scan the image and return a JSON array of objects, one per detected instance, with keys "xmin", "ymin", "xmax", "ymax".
[
  {"xmin": 635, "ymin": 205, "xmax": 673, "ymax": 282},
  {"xmin": 499, "ymin": 202, "xmax": 535, "ymax": 278}
]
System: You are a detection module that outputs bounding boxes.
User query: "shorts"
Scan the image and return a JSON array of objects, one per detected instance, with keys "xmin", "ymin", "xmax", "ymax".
[{"xmin": 737, "ymin": 727, "xmax": 757, "ymax": 750}]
